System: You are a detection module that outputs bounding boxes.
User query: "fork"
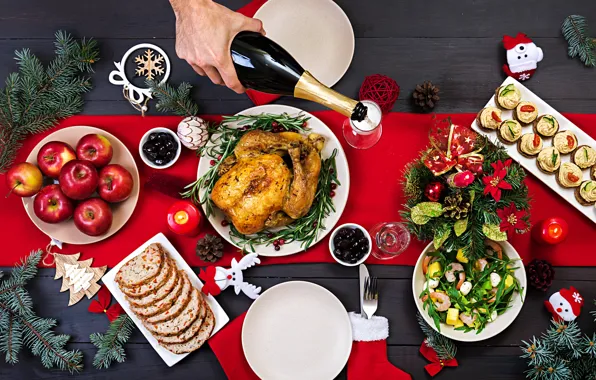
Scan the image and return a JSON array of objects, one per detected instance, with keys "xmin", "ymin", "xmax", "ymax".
[{"xmin": 362, "ymin": 276, "xmax": 379, "ymax": 319}]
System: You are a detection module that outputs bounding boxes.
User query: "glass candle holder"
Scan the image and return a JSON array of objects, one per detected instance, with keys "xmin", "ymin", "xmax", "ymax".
[
  {"xmin": 342, "ymin": 100, "xmax": 382, "ymax": 149},
  {"xmin": 369, "ymin": 222, "xmax": 410, "ymax": 260}
]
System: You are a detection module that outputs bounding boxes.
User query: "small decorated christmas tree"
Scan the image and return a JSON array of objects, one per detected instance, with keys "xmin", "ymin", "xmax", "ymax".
[{"xmin": 520, "ymin": 306, "xmax": 596, "ymax": 380}]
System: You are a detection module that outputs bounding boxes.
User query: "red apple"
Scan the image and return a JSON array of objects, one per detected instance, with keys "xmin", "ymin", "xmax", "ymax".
[
  {"xmin": 5, "ymin": 162, "xmax": 43, "ymax": 197},
  {"xmin": 36, "ymin": 141, "xmax": 76, "ymax": 178},
  {"xmin": 76, "ymin": 134, "xmax": 113, "ymax": 168},
  {"xmin": 98, "ymin": 164, "xmax": 133, "ymax": 203},
  {"xmin": 33, "ymin": 184, "xmax": 74, "ymax": 223},
  {"xmin": 59, "ymin": 160, "xmax": 98, "ymax": 200},
  {"xmin": 74, "ymin": 198, "xmax": 112, "ymax": 236}
]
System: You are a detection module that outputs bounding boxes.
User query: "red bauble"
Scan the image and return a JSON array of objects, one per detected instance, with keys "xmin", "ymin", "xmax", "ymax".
[
  {"xmin": 359, "ymin": 74, "xmax": 400, "ymax": 114},
  {"xmin": 424, "ymin": 181, "xmax": 445, "ymax": 202}
]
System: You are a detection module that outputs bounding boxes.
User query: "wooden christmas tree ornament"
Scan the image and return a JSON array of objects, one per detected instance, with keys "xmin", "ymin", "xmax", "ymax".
[{"xmin": 53, "ymin": 253, "xmax": 107, "ymax": 306}]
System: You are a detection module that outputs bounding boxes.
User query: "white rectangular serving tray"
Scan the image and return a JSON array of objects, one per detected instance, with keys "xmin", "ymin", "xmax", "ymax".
[
  {"xmin": 102, "ymin": 232, "xmax": 230, "ymax": 367},
  {"xmin": 472, "ymin": 76, "xmax": 596, "ymax": 224}
]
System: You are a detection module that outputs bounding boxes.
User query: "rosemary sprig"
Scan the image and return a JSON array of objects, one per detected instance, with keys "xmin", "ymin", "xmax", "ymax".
[{"xmin": 229, "ymin": 149, "xmax": 339, "ymax": 251}]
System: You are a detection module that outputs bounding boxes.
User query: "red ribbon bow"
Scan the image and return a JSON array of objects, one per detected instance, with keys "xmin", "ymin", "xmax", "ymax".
[
  {"xmin": 423, "ymin": 119, "xmax": 484, "ymax": 176},
  {"xmin": 419, "ymin": 340, "xmax": 458, "ymax": 377},
  {"xmin": 88, "ymin": 286, "xmax": 124, "ymax": 322},
  {"xmin": 199, "ymin": 266, "xmax": 223, "ymax": 296}
]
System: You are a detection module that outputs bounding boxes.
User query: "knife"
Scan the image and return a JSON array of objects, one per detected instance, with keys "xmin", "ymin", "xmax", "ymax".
[{"xmin": 359, "ymin": 264, "xmax": 369, "ymax": 316}]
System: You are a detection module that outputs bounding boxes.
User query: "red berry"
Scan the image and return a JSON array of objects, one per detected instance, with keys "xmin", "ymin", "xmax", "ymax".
[
  {"xmin": 221, "ymin": 220, "xmax": 229, "ymax": 227},
  {"xmin": 329, "ymin": 168, "xmax": 334, "ymax": 174},
  {"xmin": 330, "ymin": 183, "xmax": 337, "ymax": 190},
  {"xmin": 330, "ymin": 191, "xmax": 336, "ymax": 197},
  {"xmin": 279, "ymin": 239, "xmax": 285, "ymax": 245},
  {"xmin": 217, "ymin": 155, "xmax": 222, "ymax": 160},
  {"xmin": 210, "ymin": 160, "xmax": 216, "ymax": 166},
  {"xmin": 273, "ymin": 239, "xmax": 280, "ymax": 246},
  {"xmin": 302, "ymin": 121, "xmax": 308, "ymax": 128},
  {"xmin": 271, "ymin": 121, "xmax": 279, "ymax": 128},
  {"xmin": 267, "ymin": 233, "xmax": 274, "ymax": 238},
  {"xmin": 313, "ymin": 221, "xmax": 318, "ymax": 227},
  {"xmin": 274, "ymin": 245, "xmax": 281, "ymax": 251}
]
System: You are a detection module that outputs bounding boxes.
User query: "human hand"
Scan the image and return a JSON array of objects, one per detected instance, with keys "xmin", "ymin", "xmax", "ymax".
[{"xmin": 170, "ymin": 0, "xmax": 264, "ymax": 93}]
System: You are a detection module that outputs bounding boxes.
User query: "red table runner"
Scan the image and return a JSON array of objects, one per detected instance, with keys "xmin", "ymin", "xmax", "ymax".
[{"xmin": 1, "ymin": 112, "xmax": 595, "ymax": 268}]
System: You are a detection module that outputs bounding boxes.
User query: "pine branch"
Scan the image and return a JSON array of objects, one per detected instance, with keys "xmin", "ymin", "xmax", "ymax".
[
  {"xmin": 0, "ymin": 31, "xmax": 98, "ymax": 172},
  {"xmin": 417, "ymin": 312, "xmax": 457, "ymax": 360},
  {"xmin": 91, "ymin": 314, "xmax": 135, "ymax": 369},
  {"xmin": 0, "ymin": 250, "xmax": 83, "ymax": 372},
  {"xmin": 562, "ymin": 15, "xmax": 596, "ymax": 67},
  {"xmin": 147, "ymin": 79, "xmax": 199, "ymax": 116}
]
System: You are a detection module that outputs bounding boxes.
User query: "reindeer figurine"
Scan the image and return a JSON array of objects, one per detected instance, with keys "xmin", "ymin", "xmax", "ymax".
[{"xmin": 199, "ymin": 253, "xmax": 262, "ymax": 299}]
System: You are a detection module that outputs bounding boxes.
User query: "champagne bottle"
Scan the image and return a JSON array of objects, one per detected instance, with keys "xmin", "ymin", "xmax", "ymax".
[{"xmin": 231, "ymin": 31, "xmax": 367, "ymax": 121}]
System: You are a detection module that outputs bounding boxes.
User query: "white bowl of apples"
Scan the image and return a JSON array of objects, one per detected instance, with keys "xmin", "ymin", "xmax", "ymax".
[{"xmin": 6, "ymin": 126, "xmax": 140, "ymax": 244}]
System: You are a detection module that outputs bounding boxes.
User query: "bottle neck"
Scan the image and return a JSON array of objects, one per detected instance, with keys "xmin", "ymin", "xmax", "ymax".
[{"xmin": 294, "ymin": 71, "xmax": 366, "ymax": 121}]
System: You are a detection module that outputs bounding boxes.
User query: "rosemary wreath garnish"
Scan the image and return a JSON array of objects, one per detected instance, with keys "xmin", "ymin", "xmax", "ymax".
[{"xmin": 181, "ymin": 113, "xmax": 339, "ymax": 251}]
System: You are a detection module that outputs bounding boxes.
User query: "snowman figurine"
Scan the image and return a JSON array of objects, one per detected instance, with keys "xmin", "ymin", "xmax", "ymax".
[
  {"xmin": 502, "ymin": 33, "xmax": 544, "ymax": 81},
  {"xmin": 544, "ymin": 286, "xmax": 584, "ymax": 322}
]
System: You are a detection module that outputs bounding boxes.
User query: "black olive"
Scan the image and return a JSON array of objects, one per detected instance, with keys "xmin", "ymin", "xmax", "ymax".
[
  {"xmin": 158, "ymin": 145, "xmax": 169, "ymax": 155},
  {"xmin": 148, "ymin": 133, "xmax": 158, "ymax": 141},
  {"xmin": 165, "ymin": 150, "xmax": 175, "ymax": 159},
  {"xmin": 143, "ymin": 144, "xmax": 155, "ymax": 154},
  {"xmin": 146, "ymin": 152, "xmax": 158, "ymax": 161},
  {"xmin": 158, "ymin": 132, "xmax": 169, "ymax": 140},
  {"xmin": 154, "ymin": 158, "xmax": 165, "ymax": 166},
  {"xmin": 164, "ymin": 140, "xmax": 175, "ymax": 150},
  {"xmin": 354, "ymin": 229, "xmax": 364, "ymax": 238}
]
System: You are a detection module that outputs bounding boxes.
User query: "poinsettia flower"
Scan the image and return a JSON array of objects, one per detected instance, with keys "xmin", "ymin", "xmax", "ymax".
[
  {"xmin": 482, "ymin": 168, "xmax": 512, "ymax": 202},
  {"xmin": 497, "ymin": 202, "xmax": 529, "ymax": 234},
  {"xmin": 88, "ymin": 286, "xmax": 124, "ymax": 322},
  {"xmin": 491, "ymin": 159, "xmax": 512, "ymax": 173}
]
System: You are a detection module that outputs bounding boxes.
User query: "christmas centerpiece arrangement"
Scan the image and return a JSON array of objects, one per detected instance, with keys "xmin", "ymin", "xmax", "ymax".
[{"xmin": 401, "ymin": 117, "xmax": 531, "ymax": 261}]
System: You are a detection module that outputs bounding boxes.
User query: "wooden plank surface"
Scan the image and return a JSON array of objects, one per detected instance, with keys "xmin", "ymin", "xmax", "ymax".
[{"xmin": 1, "ymin": 0, "xmax": 596, "ymax": 379}]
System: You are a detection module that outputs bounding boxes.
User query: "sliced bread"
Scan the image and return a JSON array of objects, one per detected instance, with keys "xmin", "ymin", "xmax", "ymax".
[
  {"xmin": 116, "ymin": 243, "xmax": 164, "ymax": 287},
  {"xmin": 144, "ymin": 272, "xmax": 193, "ymax": 324},
  {"xmin": 121, "ymin": 257, "xmax": 173, "ymax": 299},
  {"xmin": 145, "ymin": 287, "xmax": 202, "ymax": 337},
  {"xmin": 128, "ymin": 263, "xmax": 180, "ymax": 308},
  {"xmin": 128, "ymin": 269, "xmax": 185, "ymax": 318},
  {"xmin": 157, "ymin": 294, "xmax": 209, "ymax": 344},
  {"xmin": 161, "ymin": 307, "xmax": 215, "ymax": 354}
]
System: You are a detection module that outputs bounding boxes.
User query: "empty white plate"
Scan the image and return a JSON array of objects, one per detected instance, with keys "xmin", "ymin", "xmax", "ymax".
[
  {"xmin": 254, "ymin": 0, "xmax": 355, "ymax": 87},
  {"xmin": 242, "ymin": 281, "xmax": 352, "ymax": 380}
]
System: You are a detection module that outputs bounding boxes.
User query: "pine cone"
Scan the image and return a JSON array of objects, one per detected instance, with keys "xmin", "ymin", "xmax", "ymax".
[
  {"xmin": 413, "ymin": 81, "xmax": 440, "ymax": 110},
  {"xmin": 196, "ymin": 234, "xmax": 224, "ymax": 263},
  {"xmin": 527, "ymin": 259, "xmax": 555, "ymax": 291},
  {"xmin": 443, "ymin": 192, "xmax": 470, "ymax": 220}
]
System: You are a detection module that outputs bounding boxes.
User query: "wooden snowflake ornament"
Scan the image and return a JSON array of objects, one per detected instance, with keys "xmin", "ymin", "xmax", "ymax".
[
  {"xmin": 53, "ymin": 253, "xmax": 107, "ymax": 306},
  {"xmin": 135, "ymin": 49, "xmax": 165, "ymax": 80}
]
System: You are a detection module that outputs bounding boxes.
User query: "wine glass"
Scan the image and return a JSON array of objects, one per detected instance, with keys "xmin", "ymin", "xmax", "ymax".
[
  {"xmin": 369, "ymin": 222, "xmax": 411, "ymax": 260},
  {"xmin": 341, "ymin": 100, "xmax": 382, "ymax": 149}
]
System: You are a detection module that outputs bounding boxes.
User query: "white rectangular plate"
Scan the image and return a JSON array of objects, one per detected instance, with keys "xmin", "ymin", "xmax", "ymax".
[
  {"xmin": 472, "ymin": 77, "xmax": 596, "ymax": 224},
  {"xmin": 102, "ymin": 232, "xmax": 230, "ymax": 367}
]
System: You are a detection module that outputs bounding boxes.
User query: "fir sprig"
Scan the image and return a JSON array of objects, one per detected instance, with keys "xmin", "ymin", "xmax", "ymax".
[
  {"xmin": 562, "ymin": 15, "xmax": 596, "ymax": 67},
  {"xmin": 147, "ymin": 79, "xmax": 198, "ymax": 116},
  {"xmin": 0, "ymin": 31, "xmax": 98, "ymax": 172},
  {"xmin": 90, "ymin": 315, "xmax": 135, "ymax": 369},
  {"xmin": 0, "ymin": 250, "xmax": 83, "ymax": 372},
  {"xmin": 417, "ymin": 312, "xmax": 457, "ymax": 360}
]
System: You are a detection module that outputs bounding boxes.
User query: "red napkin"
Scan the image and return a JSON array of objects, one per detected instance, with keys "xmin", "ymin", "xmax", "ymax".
[
  {"xmin": 237, "ymin": 0, "xmax": 281, "ymax": 106},
  {"xmin": 208, "ymin": 312, "xmax": 260, "ymax": 380}
]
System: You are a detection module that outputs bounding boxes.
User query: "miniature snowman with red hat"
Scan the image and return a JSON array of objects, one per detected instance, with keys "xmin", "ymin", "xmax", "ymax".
[
  {"xmin": 544, "ymin": 286, "xmax": 584, "ymax": 322},
  {"xmin": 502, "ymin": 33, "xmax": 544, "ymax": 81}
]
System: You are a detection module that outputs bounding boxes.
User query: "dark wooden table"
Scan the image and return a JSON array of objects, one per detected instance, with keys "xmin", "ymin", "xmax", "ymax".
[{"xmin": 1, "ymin": 1, "xmax": 596, "ymax": 379}]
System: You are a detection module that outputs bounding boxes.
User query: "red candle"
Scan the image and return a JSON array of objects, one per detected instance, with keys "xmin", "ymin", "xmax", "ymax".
[
  {"xmin": 167, "ymin": 200, "xmax": 202, "ymax": 236},
  {"xmin": 532, "ymin": 217, "xmax": 568, "ymax": 245}
]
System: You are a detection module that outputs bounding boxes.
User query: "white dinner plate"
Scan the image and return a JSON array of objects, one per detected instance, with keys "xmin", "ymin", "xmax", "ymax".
[
  {"xmin": 472, "ymin": 77, "xmax": 596, "ymax": 224},
  {"xmin": 242, "ymin": 281, "xmax": 352, "ymax": 380},
  {"xmin": 23, "ymin": 126, "xmax": 140, "ymax": 244},
  {"xmin": 197, "ymin": 104, "xmax": 350, "ymax": 257},
  {"xmin": 102, "ymin": 232, "xmax": 230, "ymax": 367},
  {"xmin": 412, "ymin": 241, "xmax": 527, "ymax": 342},
  {"xmin": 254, "ymin": 0, "xmax": 355, "ymax": 87}
]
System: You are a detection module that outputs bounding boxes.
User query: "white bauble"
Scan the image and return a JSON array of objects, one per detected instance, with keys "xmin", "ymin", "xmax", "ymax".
[
  {"xmin": 177, "ymin": 116, "xmax": 209, "ymax": 150},
  {"xmin": 459, "ymin": 281, "xmax": 472, "ymax": 296}
]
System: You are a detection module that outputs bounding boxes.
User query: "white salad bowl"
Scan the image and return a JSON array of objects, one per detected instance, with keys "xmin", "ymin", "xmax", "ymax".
[{"xmin": 412, "ymin": 241, "xmax": 527, "ymax": 342}]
